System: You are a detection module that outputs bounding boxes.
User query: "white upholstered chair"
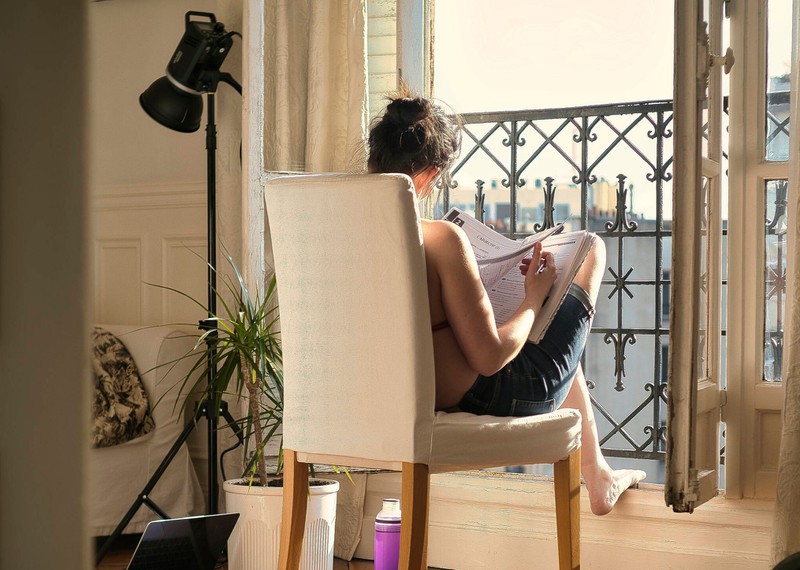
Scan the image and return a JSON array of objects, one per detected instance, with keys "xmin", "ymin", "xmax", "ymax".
[{"xmin": 265, "ymin": 173, "xmax": 583, "ymax": 570}]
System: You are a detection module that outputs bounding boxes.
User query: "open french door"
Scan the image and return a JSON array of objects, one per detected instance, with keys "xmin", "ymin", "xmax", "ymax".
[{"xmin": 666, "ymin": 0, "xmax": 732, "ymax": 512}]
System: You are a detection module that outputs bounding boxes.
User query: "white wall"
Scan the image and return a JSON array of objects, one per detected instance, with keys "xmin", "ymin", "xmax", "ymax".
[
  {"xmin": 0, "ymin": 1, "xmax": 89, "ymax": 569},
  {"xmin": 88, "ymin": 0, "xmax": 222, "ymax": 327},
  {"xmin": 359, "ymin": 473, "xmax": 772, "ymax": 569},
  {"xmin": 367, "ymin": 0, "xmax": 399, "ymax": 121},
  {"xmin": 88, "ymin": 0, "xmax": 249, "ymax": 505},
  {"xmin": 88, "ymin": 0, "xmax": 215, "ymax": 188}
]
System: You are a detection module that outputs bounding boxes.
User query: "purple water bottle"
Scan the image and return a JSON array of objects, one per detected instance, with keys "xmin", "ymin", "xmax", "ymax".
[{"xmin": 374, "ymin": 498, "xmax": 401, "ymax": 570}]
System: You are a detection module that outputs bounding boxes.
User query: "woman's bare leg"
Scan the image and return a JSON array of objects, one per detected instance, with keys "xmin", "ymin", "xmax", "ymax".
[
  {"xmin": 563, "ymin": 235, "xmax": 646, "ymax": 515},
  {"xmin": 560, "ymin": 364, "xmax": 646, "ymax": 515}
]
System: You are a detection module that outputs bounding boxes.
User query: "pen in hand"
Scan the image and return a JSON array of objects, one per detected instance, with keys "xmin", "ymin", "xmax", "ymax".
[{"xmin": 536, "ymin": 256, "xmax": 547, "ymax": 274}]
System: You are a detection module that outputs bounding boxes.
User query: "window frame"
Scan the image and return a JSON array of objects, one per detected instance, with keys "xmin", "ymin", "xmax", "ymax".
[
  {"xmin": 402, "ymin": 0, "xmax": 785, "ymax": 500},
  {"xmin": 726, "ymin": 0, "xmax": 789, "ymax": 499},
  {"xmin": 241, "ymin": 0, "xmax": 788, "ymax": 502}
]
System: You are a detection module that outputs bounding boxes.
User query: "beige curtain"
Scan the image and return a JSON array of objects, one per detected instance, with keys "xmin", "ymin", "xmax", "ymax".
[
  {"xmin": 261, "ymin": 2, "xmax": 370, "ymax": 559},
  {"xmin": 264, "ymin": 0, "xmax": 369, "ymax": 172},
  {"xmin": 772, "ymin": 0, "xmax": 800, "ymax": 564}
]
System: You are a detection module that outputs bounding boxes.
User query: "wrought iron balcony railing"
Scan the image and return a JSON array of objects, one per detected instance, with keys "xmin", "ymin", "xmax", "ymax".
[
  {"xmin": 436, "ymin": 92, "xmax": 791, "ymax": 468},
  {"xmin": 436, "ymin": 99, "xmax": 675, "ymax": 463}
]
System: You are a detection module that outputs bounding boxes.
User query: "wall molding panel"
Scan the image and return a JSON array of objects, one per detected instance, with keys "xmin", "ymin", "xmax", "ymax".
[
  {"xmin": 92, "ymin": 182, "xmax": 207, "ymax": 327},
  {"xmin": 94, "ymin": 238, "xmax": 143, "ymax": 325},
  {"xmin": 161, "ymin": 236, "xmax": 207, "ymax": 325},
  {"xmin": 91, "ymin": 182, "xmax": 206, "ymax": 212}
]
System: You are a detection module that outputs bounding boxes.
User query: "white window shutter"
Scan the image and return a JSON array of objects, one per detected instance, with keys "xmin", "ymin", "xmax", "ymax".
[{"xmin": 666, "ymin": 0, "xmax": 728, "ymax": 512}]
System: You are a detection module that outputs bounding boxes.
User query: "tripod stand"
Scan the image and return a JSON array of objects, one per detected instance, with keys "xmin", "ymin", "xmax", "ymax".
[{"xmin": 96, "ymin": 76, "xmax": 244, "ymax": 566}]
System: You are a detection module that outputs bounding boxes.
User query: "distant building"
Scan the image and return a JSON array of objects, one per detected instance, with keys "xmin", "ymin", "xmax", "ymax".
[{"xmin": 443, "ymin": 176, "xmax": 639, "ymax": 235}]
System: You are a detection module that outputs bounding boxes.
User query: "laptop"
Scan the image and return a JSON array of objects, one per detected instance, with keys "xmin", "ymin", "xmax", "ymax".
[{"xmin": 126, "ymin": 513, "xmax": 239, "ymax": 570}]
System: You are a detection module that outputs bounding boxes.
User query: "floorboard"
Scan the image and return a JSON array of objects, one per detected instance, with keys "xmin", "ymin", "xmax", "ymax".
[{"xmin": 94, "ymin": 537, "xmax": 374, "ymax": 570}]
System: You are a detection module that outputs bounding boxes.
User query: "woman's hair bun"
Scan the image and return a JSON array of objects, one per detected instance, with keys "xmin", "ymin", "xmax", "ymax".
[
  {"xmin": 367, "ymin": 82, "xmax": 461, "ymax": 177},
  {"xmin": 399, "ymin": 124, "xmax": 425, "ymax": 153},
  {"xmin": 385, "ymin": 97, "xmax": 427, "ymax": 128}
]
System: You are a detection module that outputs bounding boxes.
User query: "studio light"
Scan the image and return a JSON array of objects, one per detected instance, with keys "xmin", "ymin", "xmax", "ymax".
[
  {"xmin": 97, "ymin": 11, "xmax": 243, "ymax": 566},
  {"xmin": 139, "ymin": 11, "xmax": 240, "ymax": 132}
]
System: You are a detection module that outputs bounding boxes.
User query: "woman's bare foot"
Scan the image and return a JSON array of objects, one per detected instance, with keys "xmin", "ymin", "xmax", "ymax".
[{"xmin": 584, "ymin": 466, "xmax": 647, "ymax": 516}]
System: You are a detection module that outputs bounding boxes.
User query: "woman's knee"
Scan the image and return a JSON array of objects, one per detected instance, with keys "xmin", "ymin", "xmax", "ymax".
[
  {"xmin": 588, "ymin": 233, "xmax": 606, "ymax": 267},
  {"xmin": 573, "ymin": 233, "xmax": 606, "ymax": 301}
]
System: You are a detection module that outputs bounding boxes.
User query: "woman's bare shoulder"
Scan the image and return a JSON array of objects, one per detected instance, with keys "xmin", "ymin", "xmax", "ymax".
[
  {"xmin": 422, "ymin": 220, "xmax": 471, "ymax": 261},
  {"xmin": 422, "ymin": 219, "xmax": 465, "ymax": 240}
]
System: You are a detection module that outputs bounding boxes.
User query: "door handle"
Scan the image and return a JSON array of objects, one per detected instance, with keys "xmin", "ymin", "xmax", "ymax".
[{"xmin": 710, "ymin": 47, "xmax": 735, "ymax": 74}]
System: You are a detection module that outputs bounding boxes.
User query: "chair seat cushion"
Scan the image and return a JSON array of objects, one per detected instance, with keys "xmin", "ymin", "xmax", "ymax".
[{"xmin": 428, "ymin": 408, "xmax": 582, "ymax": 474}]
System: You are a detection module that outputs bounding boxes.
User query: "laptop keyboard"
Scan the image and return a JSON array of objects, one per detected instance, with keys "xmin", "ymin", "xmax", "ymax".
[
  {"xmin": 127, "ymin": 536, "xmax": 206, "ymax": 570},
  {"xmin": 122, "ymin": 513, "xmax": 237, "ymax": 570}
]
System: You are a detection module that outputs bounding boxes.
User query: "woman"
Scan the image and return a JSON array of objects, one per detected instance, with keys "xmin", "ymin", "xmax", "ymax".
[{"xmin": 368, "ymin": 87, "xmax": 646, "ymax": 516}]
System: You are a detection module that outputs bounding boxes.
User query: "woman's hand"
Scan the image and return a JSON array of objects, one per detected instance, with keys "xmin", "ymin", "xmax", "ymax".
[{"xmin": 520, "ymin": 242, "xmax": 557, "ymax": 310}]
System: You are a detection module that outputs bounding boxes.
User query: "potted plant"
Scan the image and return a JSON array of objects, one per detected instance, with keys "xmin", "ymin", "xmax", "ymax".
[{"xmin": 163, "ymin": 255, "xmax": 339, "ymax": 570}]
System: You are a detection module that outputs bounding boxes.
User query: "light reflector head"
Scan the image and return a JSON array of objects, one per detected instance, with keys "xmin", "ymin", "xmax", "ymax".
[{"xmin": 139, "ymin": 76, "xmax": 203, "ymax": 133}]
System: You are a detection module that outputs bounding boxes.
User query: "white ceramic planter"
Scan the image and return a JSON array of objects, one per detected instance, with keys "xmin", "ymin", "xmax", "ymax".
[{"xmin": 223, "ymin": 478, "xmax": 340, "ymax": 570}]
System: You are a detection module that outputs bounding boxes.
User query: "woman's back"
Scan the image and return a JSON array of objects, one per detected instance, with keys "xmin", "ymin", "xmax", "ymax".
[{"xmin": 420, "ymin": 220, "xmax": 481, "ymax": 409}]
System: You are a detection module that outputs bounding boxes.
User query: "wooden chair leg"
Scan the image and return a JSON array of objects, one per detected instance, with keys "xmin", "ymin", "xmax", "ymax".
[
  {"xmin": 278, "ymin": 449, "xmax": 309, "ymax": 570},
  {"xmin": 399, "ymin": 462, "xmax": 430, "ymax": 570},
  {"xmin": 554, "ymin": 448, "xmax": 581, "ymax": 570}
]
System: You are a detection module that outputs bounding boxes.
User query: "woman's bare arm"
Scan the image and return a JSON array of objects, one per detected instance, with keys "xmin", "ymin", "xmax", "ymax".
[{"xmin": 423, "ymin": 220, "xmax": 556, "ymax": 376}]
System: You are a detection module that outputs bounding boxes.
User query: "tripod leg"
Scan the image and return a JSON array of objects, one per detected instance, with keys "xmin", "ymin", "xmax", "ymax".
[
  {"xmin": 215, "ymin": 401, "xmax": 248, "ymax": 482},
  {"xmin": 94, "ymin": 404, "xmax": 204, "ymax": 566},
  {"xmin": 142, "ymin": 496, "xmax": 171, "ymax": 520},
  {"xmin": 220, "ymin": 402, "xmax": 246, "ymax": 446}
]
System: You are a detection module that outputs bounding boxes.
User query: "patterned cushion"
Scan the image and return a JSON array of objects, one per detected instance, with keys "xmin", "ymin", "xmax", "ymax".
[{"xmin": 91, "ymin": 327, "xmax": 155, "ymax": 448}]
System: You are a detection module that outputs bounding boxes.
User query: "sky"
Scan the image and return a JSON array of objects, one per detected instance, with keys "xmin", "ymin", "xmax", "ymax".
[
  {"xmin": 433, "ymin": 0, "xmax": 674, "ymax": 113},
  {"xmin": 431, "ymin": 0, "xmax": 795, "ymax": 221},
  {"xmin": 767, "ymin": 0, "xmax": 795, "ymax": 81},
  {"xmin": 434, "ymin": 0, "xmax": 793, "ymax": 113}
]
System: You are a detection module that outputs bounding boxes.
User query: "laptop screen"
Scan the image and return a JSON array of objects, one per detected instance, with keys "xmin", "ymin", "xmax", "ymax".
[{"xmin": 127, "ymin": 513, "xmax": 239, "ymax": 570}]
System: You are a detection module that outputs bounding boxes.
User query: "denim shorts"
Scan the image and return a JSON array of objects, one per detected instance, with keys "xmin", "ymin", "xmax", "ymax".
[{"xmin": 455, "ymin": 284, "xmax": 594, "ymax": 417}]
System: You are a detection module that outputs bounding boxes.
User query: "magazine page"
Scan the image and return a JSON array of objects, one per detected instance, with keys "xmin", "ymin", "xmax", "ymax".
[
  {"xmin": 442, "ymin": 208, "xmax": 563, "ymax": 289},
  {"xmin": 525, "ymin": 231, "xmax": 591, "ymax": 342},
  {"xmin": 489, "ymin": 231, "xmax": 586, "ymax": 325},
  {"xmin": 441, "ymin": 207, "xmax": 590, "ymax": 342}
]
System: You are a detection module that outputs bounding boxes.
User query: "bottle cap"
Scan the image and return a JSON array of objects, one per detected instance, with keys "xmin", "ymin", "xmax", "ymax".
[{"xmin": 376, "ymin": 498, "xmax": 401, "ymax": 522}]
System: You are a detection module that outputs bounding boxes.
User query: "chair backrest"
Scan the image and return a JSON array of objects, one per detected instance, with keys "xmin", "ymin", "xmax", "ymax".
[{"xmin": 265, "ymin": 173, "xmax": 436, "ymax": 465}]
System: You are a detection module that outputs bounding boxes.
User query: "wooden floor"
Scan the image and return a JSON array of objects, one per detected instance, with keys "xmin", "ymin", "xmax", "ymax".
[{"xmin": 94, "ymin": 537, "xmax": 375, "ymax": 569}]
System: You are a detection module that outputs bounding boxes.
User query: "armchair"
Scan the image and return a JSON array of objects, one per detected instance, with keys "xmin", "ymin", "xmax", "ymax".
[
  {"xmin": 89, "ymin": 325, "xmax": 204, "ymax": 536},
  {"xmin": 265, "ymin": 173, "xmax": 582, "ymax": 570}
]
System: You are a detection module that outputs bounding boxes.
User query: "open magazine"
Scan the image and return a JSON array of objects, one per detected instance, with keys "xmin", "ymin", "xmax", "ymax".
[{"xmin": 443, "ymin": 208, "xmax": 593, "ymax": 343}]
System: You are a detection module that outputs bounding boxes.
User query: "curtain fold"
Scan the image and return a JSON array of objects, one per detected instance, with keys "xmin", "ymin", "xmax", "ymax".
[
  {"xmin": 264, "ymin": 0, "xmax": 369, "ymax": 172},
  {"xmin": 772, "ymin": 0, "xmax": 800, "ymax": 564},
  {"xmin": 259, "ymin": 4, "xmax": 370, "ymax": 560}
]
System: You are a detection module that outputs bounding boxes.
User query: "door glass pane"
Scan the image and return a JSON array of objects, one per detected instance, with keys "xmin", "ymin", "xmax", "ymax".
[
  {"xmin": 764, "ymin": 179, "xmax": 788, "ymax": 381},
  {"xmin": 766, "ymin": 0, "xmax": 792, "ymax": 161},
  {"xmin": 701, "ymin": 0, "xmax": 710, "ymax": 158},
  {"xmin": 698, "ymin": 177, "xmax": 709, "ymax": 380}
]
